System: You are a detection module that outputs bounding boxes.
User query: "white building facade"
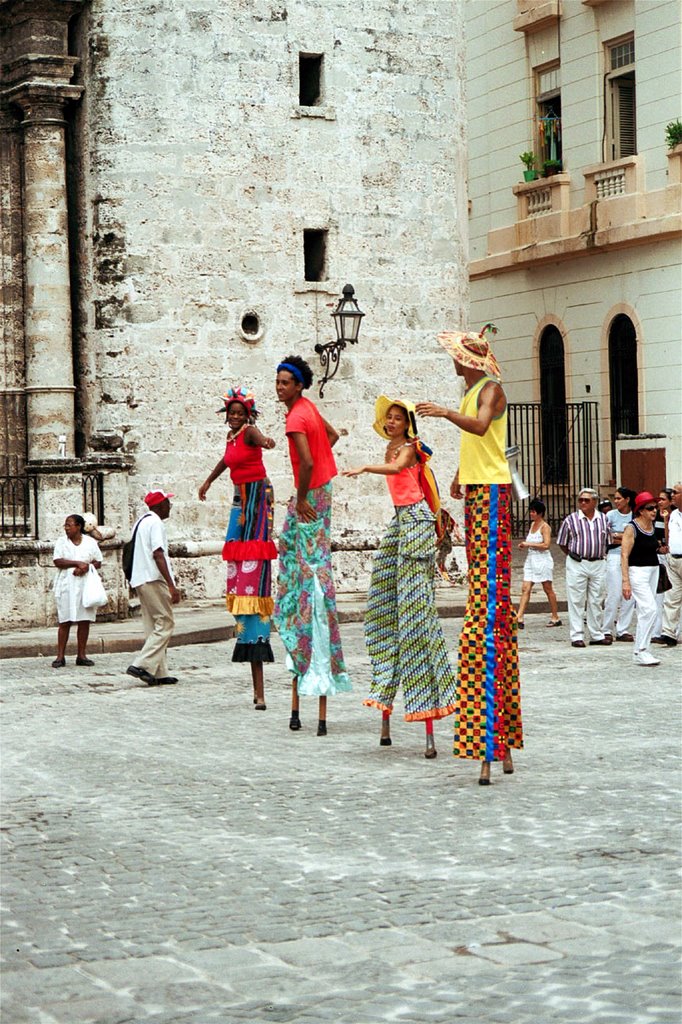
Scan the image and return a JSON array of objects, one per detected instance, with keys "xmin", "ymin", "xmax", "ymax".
[
  {"xmin": 1, "ymin": 0, "xmax": 468, "ymax": 626},
  {"xmin": 466, "ymin": 0, "xmax": 681, "ymax": 532}
]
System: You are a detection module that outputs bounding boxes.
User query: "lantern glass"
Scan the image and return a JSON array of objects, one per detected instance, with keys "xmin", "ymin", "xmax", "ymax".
[{"xmin": 332, "ymin": 284, "xmax": 364, "ymax": 344}]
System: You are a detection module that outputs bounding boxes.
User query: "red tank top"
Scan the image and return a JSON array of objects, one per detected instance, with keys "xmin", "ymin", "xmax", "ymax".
[
  {"xmin": 223, "ymin": 429, "xmax": 266, "ymax": 484},
  {"xmin": 386, "ymin": 463, "xmax": 424, "ymax": 507}
]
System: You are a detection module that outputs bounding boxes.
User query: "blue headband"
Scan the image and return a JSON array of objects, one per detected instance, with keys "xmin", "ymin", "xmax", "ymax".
[{"xmin": 277, "ymin": 362, "xmax": 305, "ymax": 385}]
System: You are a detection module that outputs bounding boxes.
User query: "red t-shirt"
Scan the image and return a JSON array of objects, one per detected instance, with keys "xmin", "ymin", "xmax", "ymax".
[{"xmin": 285, "ymin": 396, "xmax": 337, "ymax": 490}]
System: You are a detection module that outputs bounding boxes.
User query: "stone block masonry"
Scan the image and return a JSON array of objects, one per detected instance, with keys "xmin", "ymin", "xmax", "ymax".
[
  {"xmin": 76, "ymin": 0, "xmax": 468, "ymax": 588},
  {"xmin": 1, "ymin": 1, "xmax": 468, "ymax": 622}
]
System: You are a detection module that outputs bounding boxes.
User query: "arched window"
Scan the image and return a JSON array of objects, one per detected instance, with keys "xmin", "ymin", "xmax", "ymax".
[
  {"xmin": 608, "ymin": 314, "xmax": 639, "ymax": 473},
  {"xmin": 539, "ymin": 326, "xmax": 567, "ymax": 482}
]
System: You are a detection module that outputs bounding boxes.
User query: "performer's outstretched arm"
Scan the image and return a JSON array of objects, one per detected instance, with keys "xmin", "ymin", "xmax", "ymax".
[{"xmin": 417, "ymin": 381, "xmax": 505, "ymax": 436}]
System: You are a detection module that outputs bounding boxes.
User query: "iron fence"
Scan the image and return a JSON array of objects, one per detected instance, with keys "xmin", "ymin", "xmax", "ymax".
[
  {"xmin": 507, "ymin": 401, "xmax": 601, "ymax": 537},
  {"xmin": 83, "ymin": 472, "xmax": 105, "ymax": 524},
  {"xmin": 0, "ymin": 475, "xmax": 38, "ymax": 538}
]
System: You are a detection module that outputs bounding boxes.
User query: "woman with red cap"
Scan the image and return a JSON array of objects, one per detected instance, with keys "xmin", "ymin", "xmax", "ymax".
[
  {"xmin": 199, "ymin": 387, "xmax": 277, "ymax": 708},
  {"xmin": 621, "ymin": 491, "xmax": 662, "ymax": 667}
]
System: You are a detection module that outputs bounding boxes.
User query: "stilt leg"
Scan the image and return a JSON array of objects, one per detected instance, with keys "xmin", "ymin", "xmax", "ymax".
[
  {"xmin": 317, "ymin": 695, "xmax": 327, "ymax": 736},
  {"xmin": 380, "ymin": 709, "xmax": 392, "ymax": 746},
  {"xmin": 424, "ymin": 718, "xmax": 437, "ymax": 759},
  {"xmin": 252, "ymin": 662, "xmax": 266, "ymax": 709},
  {"xmin": 289, "ymin": 678, "xmax": 301, "ymax": 730}
]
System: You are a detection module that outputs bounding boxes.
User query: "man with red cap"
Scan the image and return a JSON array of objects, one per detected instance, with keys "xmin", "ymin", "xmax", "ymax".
[{"xmin": 126, "ymin": 490, "xmax": 181, "ymax": 686}]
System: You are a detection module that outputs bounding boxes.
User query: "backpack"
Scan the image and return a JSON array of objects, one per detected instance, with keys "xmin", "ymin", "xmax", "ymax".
[{"xmin": 121, "ymin": 514, "xmax": 151, "ymax": 582}]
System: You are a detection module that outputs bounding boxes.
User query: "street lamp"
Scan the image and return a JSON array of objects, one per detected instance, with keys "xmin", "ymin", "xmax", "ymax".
[{"xmin": 315, "ymin": 283, "xmax": 364, "ymax": 398}]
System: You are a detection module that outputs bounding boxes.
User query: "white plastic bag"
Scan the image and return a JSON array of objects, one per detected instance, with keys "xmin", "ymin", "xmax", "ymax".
[{"xmin": 82, "ymin": 565, "xmax": 108, "ymax": 609}]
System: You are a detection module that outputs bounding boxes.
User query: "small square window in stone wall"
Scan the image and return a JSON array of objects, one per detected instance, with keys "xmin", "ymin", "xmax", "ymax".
[
  {"xmin": 299, "ymin": 53, "xmax": 324, "ymax": 106},
  {"xmin": 304, "ymin": 229, "xmax": 328, "ymax": 282}
]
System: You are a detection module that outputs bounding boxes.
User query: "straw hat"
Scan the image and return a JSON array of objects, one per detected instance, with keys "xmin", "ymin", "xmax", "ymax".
[
  {"xmin": 437, "ymin": 323, "xmax": 502, "ymax": 379},
  {"xmin": 373, "ymin": 396, "xmax": 419, "ymax": 439}
]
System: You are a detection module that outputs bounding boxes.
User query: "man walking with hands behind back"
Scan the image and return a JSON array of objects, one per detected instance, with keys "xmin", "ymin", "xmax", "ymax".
[
  {"xmin": 557, "ymin": 488, "xmax": 612, "ymax": 648},
  {"xmin": 127, "ymin": 490, "xmax": 181, "ymax": 686}
]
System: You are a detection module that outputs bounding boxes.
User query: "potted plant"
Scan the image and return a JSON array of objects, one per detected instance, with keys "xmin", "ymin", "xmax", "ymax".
[
  {"xmin": 542, "ymin": 158, "xmax": 563, "ymax": 177},
  {"xmin": 665, "ymin": 119, "xmax": 682, "ymax": 149},
  {"xmin": 520, "ymin": 151, "xmax": 537, "ymax": 181}
]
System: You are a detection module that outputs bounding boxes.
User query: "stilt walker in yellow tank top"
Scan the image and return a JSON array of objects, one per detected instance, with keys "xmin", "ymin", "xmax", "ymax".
[{"xmin": 417, "ymin": 326, "xmax": 523, "ymax": 786}]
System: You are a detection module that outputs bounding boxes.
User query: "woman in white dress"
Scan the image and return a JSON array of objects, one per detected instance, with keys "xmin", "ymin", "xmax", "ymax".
[
  {"xmin": 52, "ymin": 514, "xmax": 103, "ymax": 668},
  {"xmin": 516, "ymin": 498, "xmax": 561, "ymax": 628}
]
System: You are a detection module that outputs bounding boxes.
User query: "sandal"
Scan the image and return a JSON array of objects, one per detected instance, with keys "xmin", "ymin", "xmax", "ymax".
[
  {"xmin": 546, "ymin": 619, "xmax": 562, "ymax": 627},
  {"xmin": 52, "ymin": 658, "xmax": 66, "ymax": 668},
  {"xmin": 517, "ymin": 621, "xmax": 525, "ymax": 630}
]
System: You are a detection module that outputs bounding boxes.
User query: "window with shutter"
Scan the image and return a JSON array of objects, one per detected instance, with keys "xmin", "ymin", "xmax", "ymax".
[{"xmin": 605, "ymin": 36, "xmax": 636, "ymax": 160}]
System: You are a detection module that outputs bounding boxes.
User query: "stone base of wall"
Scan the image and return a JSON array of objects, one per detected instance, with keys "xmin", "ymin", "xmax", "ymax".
[
  {"xmin": 0, "ymin": 540, "xmax": 129, "ymax": 629},
  {"xmin": 0, "ymin": 540, "xmax": 468, "ymax": 629}
]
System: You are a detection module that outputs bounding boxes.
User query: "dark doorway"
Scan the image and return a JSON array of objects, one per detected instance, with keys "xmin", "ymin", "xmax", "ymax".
[
  {"xmin": 608, "ymin": 314, "xmax": 639, "ymax": 474},
  {"xmin": 539, "ymin": 325, "xmax": 567, "ymax": 482}
]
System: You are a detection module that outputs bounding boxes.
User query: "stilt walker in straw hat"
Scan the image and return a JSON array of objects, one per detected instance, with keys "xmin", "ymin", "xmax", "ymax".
[{"xmin": 417, "ymin": 326, "xmax": 523, "ymax": 786}]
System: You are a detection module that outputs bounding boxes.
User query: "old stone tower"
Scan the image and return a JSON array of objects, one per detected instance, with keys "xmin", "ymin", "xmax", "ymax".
[{"xmin": 1, "ymin": 0, "xmax": 468, "ymax": 626}]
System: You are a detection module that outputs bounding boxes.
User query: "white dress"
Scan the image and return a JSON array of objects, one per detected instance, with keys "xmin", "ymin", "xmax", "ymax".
[
  {"xmin": 53, "ymin": 535, "xmax": 104, "ymax": 623},
  {"xmin": 522, "ymin": 526, "xmax": 553, "ymax": 583}
]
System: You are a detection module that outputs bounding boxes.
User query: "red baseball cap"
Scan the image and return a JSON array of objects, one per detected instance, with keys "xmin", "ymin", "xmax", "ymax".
[{"xmin": 144, "ymin": 490, "xmax": 175, "ymax": 508}]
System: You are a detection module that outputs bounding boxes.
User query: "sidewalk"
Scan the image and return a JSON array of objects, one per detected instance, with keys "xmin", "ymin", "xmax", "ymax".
[{"xmin": 0, "ymin": 544, "xmax": 568, "ymax": 659}]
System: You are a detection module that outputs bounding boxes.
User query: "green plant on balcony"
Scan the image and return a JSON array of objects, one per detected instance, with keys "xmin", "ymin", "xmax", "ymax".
[
  {"xmin": 542, "ymin": 158, "xmax": 563, "ymax": 177},
  {"xmin": 519, "ymin": 151, "xmax": 537, "ymax": 181},
  {"xmin": 665, "ymin": 119, "xmax": 682, "ymax": 149}
]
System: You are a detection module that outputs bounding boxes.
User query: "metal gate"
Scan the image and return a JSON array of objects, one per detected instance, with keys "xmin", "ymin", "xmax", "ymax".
[{"xmin": 507, "ymin": 402, "xmax": 601, "ymax": 537}]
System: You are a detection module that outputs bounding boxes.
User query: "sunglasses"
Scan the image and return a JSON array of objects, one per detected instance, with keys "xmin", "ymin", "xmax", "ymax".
[
  {"xmin": 577, "ymin": 497, "xmax": 593, "ymax": 502},
  {"xmin": 642, "ymin": 505, "xmax": 657, "ymax": 511}
]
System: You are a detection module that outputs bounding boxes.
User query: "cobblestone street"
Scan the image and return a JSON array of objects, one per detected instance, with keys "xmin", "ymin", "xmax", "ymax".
[{"xmin": 2, "ymin": 620, "xmax": 681, "ymax": 1024}]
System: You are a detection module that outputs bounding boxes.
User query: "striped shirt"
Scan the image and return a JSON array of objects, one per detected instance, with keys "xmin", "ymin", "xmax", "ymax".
[{"xmin": 557, "ymin": 509, "xmax": 611, "ymax": 560}]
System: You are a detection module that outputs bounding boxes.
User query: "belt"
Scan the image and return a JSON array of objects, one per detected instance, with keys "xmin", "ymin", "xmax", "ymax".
[
  {"xmin": 671, "ymin": 553, "xmax": 682, "ymax": 559},
  {"xmin": 568, "ymin": 553, "xmax": 604, "ymax": 562},
  {"xmin": 583, "ymin": 556, "xmax": 604, "ymax": 562}
]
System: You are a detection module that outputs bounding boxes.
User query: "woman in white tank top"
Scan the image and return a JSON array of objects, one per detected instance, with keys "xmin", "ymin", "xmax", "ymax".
[{"xmin": 517, "ymin": 498, "xmax": 561, "ymax": 629}]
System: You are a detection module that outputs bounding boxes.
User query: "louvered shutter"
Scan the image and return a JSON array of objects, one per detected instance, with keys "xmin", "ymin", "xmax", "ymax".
[{"xmin": 615, "ymin": 77, "xmax": 636, "ymax": 157}]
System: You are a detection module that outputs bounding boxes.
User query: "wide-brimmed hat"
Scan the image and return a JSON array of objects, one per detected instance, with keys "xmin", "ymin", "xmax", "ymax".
[
  {"xmin": 144, "ymin": 490, "xmax": 175, "ymax": 508},
  {"xmin": 216, "ymin": 386, "xmax": 257, "ymax": 417},
  {"xmin": 633, "ymin": 490, "xmax": 657, "ymax": 514},
  {"xmin": 437, "ymin": 323, "xmax": 502, "ymax": 379},
  {"xmin": 373, "ymin": 396, "xmax": 419, "ymax": 439}
]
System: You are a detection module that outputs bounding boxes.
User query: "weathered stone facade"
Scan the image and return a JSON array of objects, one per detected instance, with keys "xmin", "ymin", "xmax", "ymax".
[{"xmin": 1, "ymin": 0, "xmax": 468, "ymax": 627}]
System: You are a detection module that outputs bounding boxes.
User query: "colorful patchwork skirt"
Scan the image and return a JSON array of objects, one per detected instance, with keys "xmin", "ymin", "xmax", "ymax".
[
  {"xmin": 273, "ymin": 483, "xmax": 352, "ymax": 697},
  {"xmin": 223, "ymin": 478, "xmax": 278, "ymax": 663},
  {"xmin": 364, "ymin": 501, "xmax": 457, "ymax": 721},
  {"xmin": 455, "ymin": 483, "xmax": 523, "ymax": 761}
]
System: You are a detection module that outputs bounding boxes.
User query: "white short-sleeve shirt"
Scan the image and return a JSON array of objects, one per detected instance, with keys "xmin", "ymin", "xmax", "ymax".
[{"xmin": 129, "ymin": 512, "xmax": 175, "ymax": 588}]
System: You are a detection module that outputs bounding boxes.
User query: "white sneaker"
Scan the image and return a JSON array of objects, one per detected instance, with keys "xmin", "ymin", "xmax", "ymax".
[{"xmin": 633, "ymin": 651, "xmax": 661, "ymax": 666}]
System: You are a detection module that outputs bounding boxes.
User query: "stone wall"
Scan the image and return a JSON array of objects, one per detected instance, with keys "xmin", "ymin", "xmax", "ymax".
[
  {"xmin": 74, "ymin": 0, "xmax": 468, "ymax": 597},
  {"xmin": 1, "ymin": 0, "xmax": 469, "ymax": 623}
]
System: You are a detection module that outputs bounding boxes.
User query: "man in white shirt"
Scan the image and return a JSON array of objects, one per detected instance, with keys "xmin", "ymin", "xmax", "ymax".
[
  {"xmin": 653, "ymin": 481, "xmax": 682, "ymax": 647},
  {"xmin": 127, "ymin": 490, "xmax": 181, "ymax": 685}
]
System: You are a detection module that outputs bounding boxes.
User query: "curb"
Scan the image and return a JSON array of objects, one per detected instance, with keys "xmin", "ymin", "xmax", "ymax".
[{"xmin": 0, "ymin": 601, "xmax": 572, "ymax": 660}]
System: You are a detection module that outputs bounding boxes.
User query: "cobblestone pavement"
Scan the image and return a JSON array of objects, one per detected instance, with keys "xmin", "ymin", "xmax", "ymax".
[{"xmin": 2, "ymin": 621, "xmax": 680, "ymax": 1024}]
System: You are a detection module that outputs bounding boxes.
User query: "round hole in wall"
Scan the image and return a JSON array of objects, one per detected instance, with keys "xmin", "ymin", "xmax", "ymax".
[{"xmin": 239, "ymin": 310, "xmax": 263, "ymax": 344}]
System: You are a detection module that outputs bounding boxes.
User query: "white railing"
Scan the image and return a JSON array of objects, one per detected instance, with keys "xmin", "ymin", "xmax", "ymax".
[
  {"xmin": 527, "ymin": 186, "xmax": 552, "ymax": 216},
  {"xmin": 593, "ymin": 167, "xmax": 626, "ymax": 198}
]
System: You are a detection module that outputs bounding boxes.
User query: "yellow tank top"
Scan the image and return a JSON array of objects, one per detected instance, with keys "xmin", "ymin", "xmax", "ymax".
[{"xmin": 458, "ymin": 376, "xmax": 511, "ymax": 485}]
